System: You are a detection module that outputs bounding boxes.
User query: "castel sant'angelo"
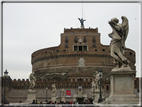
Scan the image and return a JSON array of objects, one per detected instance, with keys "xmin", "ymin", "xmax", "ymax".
[{"xmin": 2, "ymin": 19, "xmax": 139, "ymax": 103}]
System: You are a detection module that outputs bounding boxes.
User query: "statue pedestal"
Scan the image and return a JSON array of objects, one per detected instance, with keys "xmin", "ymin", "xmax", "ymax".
[
  {"xmin": 61, "ymin": 97, "xmax": 65, "ymax": 102},
  {"xmin": 51, "ymin": 96, "xmax": 56, "ymax": 102},
  {"xmin": 94, "ymin": 90, "xmax": 103, "ymax": 103},
  {"xmin": 25, "ymin": 90, "xmax": 36, "ymax": 103},
  {"xmin": 81, "ymin": 25, "xmax": 84, "ymax": 29},
  {"xmin": 106, "ymin": 70, "xmax": 139, "ymax": 104}
]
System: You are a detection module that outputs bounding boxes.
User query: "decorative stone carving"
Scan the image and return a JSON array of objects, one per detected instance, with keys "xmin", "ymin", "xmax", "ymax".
[
  {"xmin": 62, "ymin": 88, "xmax": 65, "ymax": 97},
  {"xmin": 29, "ymin": 72, "xmax": 36, "ymax": 90},
  {"xmin": 90, "ymin": 81, "xmax": 95, "ymax": 98},
  {"xmin": 78, "ymin": 38, "xmax": 83, "ymax": 43},
  {"xmin": 51, "ymin": 83, "xmax": 57, "ymax": 102},
  {"xmin": 52, "ymin": 83, "xmax": 57, "ymax": 97},
  {"xmin": 91, "ymin": 80, "xmax": 95, "ymax": 91},
  {"xmin": 78, "ymin": 57, "xmax": 85, "ymax": 66},
  {"xmin": 61, "ymin": 88, "xmax": 65, "ymax": 102},
  {"xmin": 108, "ymin": 16, "xmax": 131, "ymax": 71},
  {"xmin": 78, "ymin": 86, "xmax": 83, "ymax": 98},
  {"xmin": 93, "ymin": 71, "xmax": 100, "ymax": 90}
]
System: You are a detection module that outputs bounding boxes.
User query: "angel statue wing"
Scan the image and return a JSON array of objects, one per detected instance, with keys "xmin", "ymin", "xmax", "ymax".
[{"xmin": 121, "ymin": 16, "xmax": 129, "ymax": 49}]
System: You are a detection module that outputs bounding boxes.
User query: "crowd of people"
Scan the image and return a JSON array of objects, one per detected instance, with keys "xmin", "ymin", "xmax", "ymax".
[
  {"xmin": 31, "ymin": 98, "xmax": 98, "ymax": 107},
  {"xmin": 1, "ymin": 98, "xmax": 101, "ymax": 107}
]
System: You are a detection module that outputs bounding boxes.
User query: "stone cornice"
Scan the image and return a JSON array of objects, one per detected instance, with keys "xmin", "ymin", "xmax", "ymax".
[{"xmin": 32, "ymin": 53, "xmax": 112, "ymax": 64}]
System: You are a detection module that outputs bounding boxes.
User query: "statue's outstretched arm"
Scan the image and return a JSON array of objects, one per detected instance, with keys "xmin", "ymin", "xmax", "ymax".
[
  {"xmin": 108, "ymin": 32, "xmax": 114, "ymax": 38},
  {"xmin": 78, "ymin": 18, "xmax": 80, "ymax": 21}
]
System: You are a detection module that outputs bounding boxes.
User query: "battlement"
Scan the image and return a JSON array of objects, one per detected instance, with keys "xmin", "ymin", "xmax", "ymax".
[
  {"xmin": 9, "ymin": 77, "xmax": 139, "ymax": 90},
  {"xmin": 63, "ymin": 27, "xmax": 98, "ymax": 34},
  {"xmin": 10, "ymin": 78, "xmax": 98, "ymax": 89},
  {"xmin": 13, "ymin": 79, "xmax": 29, "ymax": 82}
]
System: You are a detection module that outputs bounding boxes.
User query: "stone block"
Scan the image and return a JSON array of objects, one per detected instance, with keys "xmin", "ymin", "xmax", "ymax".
[
  {"xmin": 61, "ymin": 97, "xmax": 65, "ymax": 102},
  {"xmin": 51, "ymin": 96, "xmax": 56, "ymax": 102},
  {"xmin": 25, "ymin": 90, "xmax": 36, "ymax": 103},
  {"xmin": 94, "ymin": 90, "xmax": 103, "ymax": 103},
  {"xmin": 106, "ymin": 70, "xmax": 139, "ymax": 104}
]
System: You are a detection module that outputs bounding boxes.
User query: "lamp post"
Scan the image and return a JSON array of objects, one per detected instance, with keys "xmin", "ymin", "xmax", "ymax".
[
  {"xmin": 25, "ymin": 83, "xmax": 27, "ymax": 100},
  {"xmin": 60, "ymin": 90, "xmax": 61, "ymax": 103},
  {"xmin": 3, "ymin": 70, "xmax": 8, "ymax": 104},
  {"xmin": 98, "ymin": 69, "xmax": 103, "ymax": 103},
  {"xmin": 45, "ymin": 86, "xmax": 48, "ymax": 102}
]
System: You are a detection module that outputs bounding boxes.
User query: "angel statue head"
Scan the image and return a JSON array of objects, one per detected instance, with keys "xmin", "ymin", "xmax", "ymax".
[{"xmin": 111, "ymin": 17, "xmax": 119, "ymax": 24}]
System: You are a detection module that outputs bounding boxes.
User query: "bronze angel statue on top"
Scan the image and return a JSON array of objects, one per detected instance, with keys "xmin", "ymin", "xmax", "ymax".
[
  {"xmin": 108, "ymin": 16, "xmax": 131, "ymax": 71},
  {"xmin": 78, "ymin": 18, "xmax": 86, "ymax": 28}
]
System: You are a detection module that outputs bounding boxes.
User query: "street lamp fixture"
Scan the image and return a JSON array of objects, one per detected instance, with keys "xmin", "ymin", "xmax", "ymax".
[
  {"xmin": 45, "ymin": 86, "xmax": 48, "ymax": 102},
  {"xmin": 3, "ymin": 70, "xmax": 8, "ymax": 104},
  {"xmin": 60, "ymin": 90, "xmax": 61, "ymax": 103},
  {"xmin": 98, "ymin": 69, "xmax": 103, "ymax": 103},
  {"xmin": 25, "ymin": 83, "xmax": 27, "ymax": 100},
  {"xmin": 4, "ymin": 70, "xmax": 8, "ymax": 76}
]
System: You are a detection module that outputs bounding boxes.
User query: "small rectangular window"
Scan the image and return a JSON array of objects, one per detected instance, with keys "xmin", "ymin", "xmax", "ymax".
[
  {"xmin": 84, "ymin": 46, "xmax": 87, "ymax": 51},
  {"xmin": 93, "ymin": 43, "xmax": 96, "ymax": 47},
  {"xmin": 74, "ymin": 46, "xmax": 77, "ymax": 51},
  {"xmin": 83, "ymin": 37, "xmax": 87, "ymax": 42},
  {"xmin": 65, "ymin": 37, "xmax": 68, "ymax": 42},
  {"xmin": 65, "ymin": 43, "xmax": 68, "ymax": 48},
  {"xmin": 106, "ymin": 86, "xmax": 109, "ymax": 90},
  {"xmin": 79, "ymin": 46, "xmax": 82, "ymax": 51},
  {"xmin": 74, "ymin": 45, "xmax": 88, "ymax": 51},
  {"xmin": 74, "ymin": 37, "xmax": 77, "ymax": 43},
  {"xmin": 102, "ymin": 49, "xmax": 105, "ymax": 51},
  {"xmin": 93, "ymin": 37, "xmax": 96, "ymax": 42}
]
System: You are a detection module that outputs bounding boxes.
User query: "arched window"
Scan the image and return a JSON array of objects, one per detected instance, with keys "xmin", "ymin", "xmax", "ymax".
[
  {"xmin": 84, "ymin": 36, "xmax": 87, "ymax": 42},
  {"xmin": 129, "ymin": 52, "xmax": 132, "ymax": 56},
  {"xmin": 65, "ymin": 37, "xmax": 68, "ymax": 42},
  {"xmin": 93, "ymin": 37, "xmax": 96, "ymax": 42},
  {"xmin": 102, "ymin": 49, "xmax": 105, "ymax": 51},
  {"xmin": 106, "ymin": 85, "xmax": 109, "ymax": 90},
  {"xmin": 74, "ymin": 37, "xmax": 77, "ymax": 43}
]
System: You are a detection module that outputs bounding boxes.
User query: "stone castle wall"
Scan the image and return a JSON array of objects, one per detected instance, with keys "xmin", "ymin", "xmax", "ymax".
[
  {"xmin": 1, "ymin": 27, "xmax": 138, "ymax": 103},
  {"xmin": 31, "ymin": 28, "xmax": 136, "ymax": 78},
  {"xmin": 1, "ymin": 76, "xmax": 139, "ymax": 103}
]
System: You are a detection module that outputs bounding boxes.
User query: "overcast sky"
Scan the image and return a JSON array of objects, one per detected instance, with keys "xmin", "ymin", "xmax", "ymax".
[{"xmin": 2, "ymin": 2, "xmax": 141, "ymax": 79}]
